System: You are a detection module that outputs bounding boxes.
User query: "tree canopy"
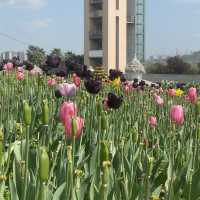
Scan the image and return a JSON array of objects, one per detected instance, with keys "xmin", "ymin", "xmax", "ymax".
[{"xmin": 27, "ymin": 45, "xmax": 46, "ymax": 66}]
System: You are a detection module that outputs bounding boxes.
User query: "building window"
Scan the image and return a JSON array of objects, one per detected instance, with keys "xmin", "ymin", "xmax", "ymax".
[{"xmin": 116, "ymin": 0, "xmax": 119, "ymax": 10}]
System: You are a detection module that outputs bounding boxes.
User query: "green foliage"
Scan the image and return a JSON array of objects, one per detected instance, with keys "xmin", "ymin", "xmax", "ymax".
[
  {"xmin": 167, "ymin": 56, "xmax": 192, "ymax": 74},
  {"xmin": 0, "ymin": 71, "xmax": 200, "ymax": 199},
  {"xmin": 147, "ymin": 56, "xmax": 198, "ymax": 74},
  {"xmin": 50, "ymin": 49, "xmax": 65, "ymax": 62},
  {"xmin": 64, "ymin": 51, "xmax": 84, "ymax": 65},
  {"xmin": 27, "ymin": 45, "xmax": 46, "ymax": 66}
]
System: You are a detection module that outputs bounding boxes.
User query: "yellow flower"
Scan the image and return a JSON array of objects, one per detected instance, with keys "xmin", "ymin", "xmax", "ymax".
[
  {"xmin": 151, "ymin": 196, "xmax": 160, "ymax": 200},
  {"xmin": 175, "ymin": 88, "xmax": 184, "ymax": 97},
  {"xmin": 112, "ymin": 77, "xmax": 121, "ymax": 87}
]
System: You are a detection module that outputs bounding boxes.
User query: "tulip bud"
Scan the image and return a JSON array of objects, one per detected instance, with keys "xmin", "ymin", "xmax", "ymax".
[
  {"xmin": 101, "ymin": 112, "xmax": 107, "ymax": 131},
  {"xmin": 188, "ymin": 169, "xmax": 194, "ymax": 184},
  {"xmin": 147, "ymin": 156, "xmax": 154, "ymax": 177},
  {"xmin": 195, "ymin": 100, "xmax": 200, "ymax": 116},
  {"xmin": 97, "ymin": 102, "xmax": 102, "ymax": 116},
  {"xmin": 0, "ymin": 129, "xmax": 3, "ymax": 165},
  {"xmin": 67, "ymin": 146, "xmax": 72, "ymax": 162},
  {"xmin": 102, "ymin": 161, "xmax": 111, "ymax": 184},
  {"xmin": 0, "ymin": 129, "xmax": 4, "ymax": 141},
  {"xmin": 16, "ymin": 123, "xmax": 23, "ymax": 136},
  {"xmin": 72, "ymin": 118, "xmax": 77, "ymax": 138},
  {"xmin": 100, "ymin": 141, "xmax": 109, "ymax": 164},
  {"xmin": 39, "ymin": 147, "xmax": 49, "ymax": 182},
  {"xmin": 23, "ymin": 101, "xmax": 32, "ymax": 126},
  {"xmin": 100, "ymin": 161, "xmax": 111, "ymax": 200},
  {"xmin": 20, "ymin": 161, "xmax": 26, "ymax": 179},
  {"xmin": 75, "ymin": 169, "xmax": 84, "ymax": 177},
  {"xmin": 66, "ymin": 146, "xmax": 73, "ymax": 193},
  {"xmin": 198, "ymin": 125, "xmax": 200, "ymax": 139},
  {"xmin": 131, "ymin": 127, "xmax": 138, "ymax": 144},
  {"xmin": 42, "ymin": 100, "xmax": 49, "ymax": 125}
]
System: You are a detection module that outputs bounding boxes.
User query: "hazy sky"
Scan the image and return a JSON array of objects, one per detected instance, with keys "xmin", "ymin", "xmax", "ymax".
[{"xmin": 0, "ymin": 0, "xmax": 199, "ymax": 57}]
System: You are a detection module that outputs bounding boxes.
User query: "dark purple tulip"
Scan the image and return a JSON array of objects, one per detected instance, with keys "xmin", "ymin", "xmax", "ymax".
[
  {"xmin": 84, "ymin": 78, "xmax": 102, "ymax": 94},
  {"xmin": 133, "ymin": 83, "xmax": 138, "ymax": 89},
  {"xmin": 107, "ymin": 93, "xmax": 123, "ymax": 109},
  {"xmin": 55, "ymin": 90, "xmax": 62, "ymax": 98}
]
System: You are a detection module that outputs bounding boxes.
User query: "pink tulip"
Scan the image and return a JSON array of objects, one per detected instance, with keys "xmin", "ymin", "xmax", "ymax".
[
  {"xmin": 64, "ymin": 117, "xmax": 84, "ymax": 138},
  {"xmin": 124, "ymin": 83, "xmax": 133, "ymax": 95},
  {"xmin": 3, "ymin": 62, "xmax": 13, "ymax": 72},
  {"xmin": 60, "ymin": 102, "xmax": 77, "ymax": 124},
  {"xmin": 124, "ymin": 85, "xmax": 130, "ymax": 95},
  {"xmin": 17, "ymin": 67, "xmax": 24, "ymax": 73},
  {"xmin": 29, "ymin": 67, "xmax": 43, "ymax": 76},
  {"xmin": 57, "ymin": 83, "xmax": 76, "ymax": 97},
  {"xmin": 187, "ymin": 87, "xmax": 197, "ymax": 104},
  {"xmin": 149, "ymin": 116, "xmax": 157, "ymax": 128},
  {"xmin": 16, "ymin": 72, "xmax": 24, "ymax": 81},
  {"xmin": 7, "ymin": 62, "xmax": 13, "ymax": 70},
  {"xmin": 168, "ymin": 89, "xmax": 176, "ymax": 97},
  {"xmin": 73, "ymin": 74, "xmax": 81, "ymax": 87},
  {"xmin": 154, "ymin": 95, "xmax": 164, "ymax": 106},
  {"xmin": 48, "ymin": 79, "xmax": 57, "ymax": 87},
  {"xmin": 170, "ymin": 105, "xmax": 184, "ymax": 125}
]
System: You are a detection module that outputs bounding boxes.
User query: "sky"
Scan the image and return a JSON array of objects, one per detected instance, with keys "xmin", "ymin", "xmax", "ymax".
[{"xmin": 0, "ymin": 0, "xmax": 200, "ymax": 57}]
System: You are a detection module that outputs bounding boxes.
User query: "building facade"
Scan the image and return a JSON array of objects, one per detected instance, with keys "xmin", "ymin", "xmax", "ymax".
[
  {"xmin": 0, "ymin": 51, "xmax": 27, "ymax": 62},
  {"xmin": 84, "ymin": 0, "xmax": 145, "ymax": 73}
]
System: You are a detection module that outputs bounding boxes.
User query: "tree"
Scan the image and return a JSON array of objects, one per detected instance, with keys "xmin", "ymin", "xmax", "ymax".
[
  {"xmin": 197, "ymin": 63, "xmax": 200, "ymax": 74},
  {"xmin": 64, "ymin": 51, "xmax": 84, "ymax": 65},
  {"xmin": 50, "ymin": 48, "xmax": 64, "ymax": 61},
  {"xmin": 27, "ymin": 45, "xmax": 46, "ymax": 66},
  {"xmin": 146, "ymin": 62, "xmax": 167, "ymax": 74},
  {"xmin": 146, "ymin": 56, "xmax": 194, "ymax": 74},
  {"xmin": 167, "ymin": 56, "xmax": 191, "ymax": 74}
]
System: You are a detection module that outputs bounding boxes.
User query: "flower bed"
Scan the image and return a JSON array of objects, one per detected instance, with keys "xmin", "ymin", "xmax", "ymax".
[{"xmin": 0, "ymin": 64, "xmax": 200, "ymax": 199}]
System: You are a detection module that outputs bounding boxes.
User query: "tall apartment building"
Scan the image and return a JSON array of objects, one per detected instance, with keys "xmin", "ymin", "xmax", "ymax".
[{"xmin": 84, "ymin": 0, "xmax": 145, "ymax": 73}]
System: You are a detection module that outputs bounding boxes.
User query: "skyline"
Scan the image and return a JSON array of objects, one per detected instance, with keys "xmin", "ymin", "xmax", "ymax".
[{"xmin": 0, "ymin": 0, "xmax": 200, "ymax": 57}]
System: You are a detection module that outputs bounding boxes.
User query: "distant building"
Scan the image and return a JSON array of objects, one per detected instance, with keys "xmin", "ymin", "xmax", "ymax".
[
  {"xmin": 84, "ymin": 0, "xmax": 145, "ymax": 73},
  {"xmin": 0, "ymin": 51, "xmax": 27, "ymax": 62}
]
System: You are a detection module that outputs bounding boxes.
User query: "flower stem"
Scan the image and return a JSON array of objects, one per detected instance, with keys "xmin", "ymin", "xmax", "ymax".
[{"xmin": 23, "ymin": 125, "xmax": 30, "ymax": 200}]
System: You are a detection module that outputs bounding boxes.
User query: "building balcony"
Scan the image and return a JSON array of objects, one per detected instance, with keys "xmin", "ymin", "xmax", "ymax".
[
  {"xmin": 127, "ymin": 16, "xmax": 135, "ymax": 24},
  {"xmin": 89, "ymin": 50, "xmax": 103, "ymax": 58},
  {"xmin": 90, "ymin": 0, "xmax": 102, "ymax": 4},
  {"xmin": 90, "ymin": 10, "xmax": 103, "ymax": 18},
  {"xmin": 89, "ymin": 31, "xmax": 102, "ymax": 39}
]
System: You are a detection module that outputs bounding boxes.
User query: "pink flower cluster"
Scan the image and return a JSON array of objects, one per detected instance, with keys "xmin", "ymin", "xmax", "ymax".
[
  {"xmin": 168, "ymin": 88, "xmax": 176, "ymax": 97},
  {"xmin": 123, "ymin": 82, "xmax": 133, "ymax": 95},
  {"xmin": 170, "ymin": 105, "xmax": 184, "ymax": 125},
  {"xmin": 149, "ymin": 116, "xmax": 157, "ymax": 128},
  {"xmin": 16, "ymin": 67, "xmax": 25, "ymax": 81},
  {"xmin": 186, "ymin": 87, "xmax": 198, "ymax": 104},
  {"xmin": 72, "ymin": 74, "xmax": 81, "ymax": 88},
  {"xmin": 60, "ymin": 102, "xmax": 84, "ymax": 138},
  {"xmin": 3, "ymin": 62, "xmax": 13, "ymax": 72},
  {"xmin": 29, "ymin": 66, "xmax": 43, "ymax": 76},
  {"xmin": 154, "ymin": 94, "xmax": 164, "ymax": 106},
  {"xmin": 148, "ymin": 105, "xmax": 184, "ymax": 128},
  {"xmin": 57, "ymin": 83, "xmax": 77, "ymax": 97},
  {"xmin": 48, "ymin": 78, "xmax": 57, "ymax": 87}
]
